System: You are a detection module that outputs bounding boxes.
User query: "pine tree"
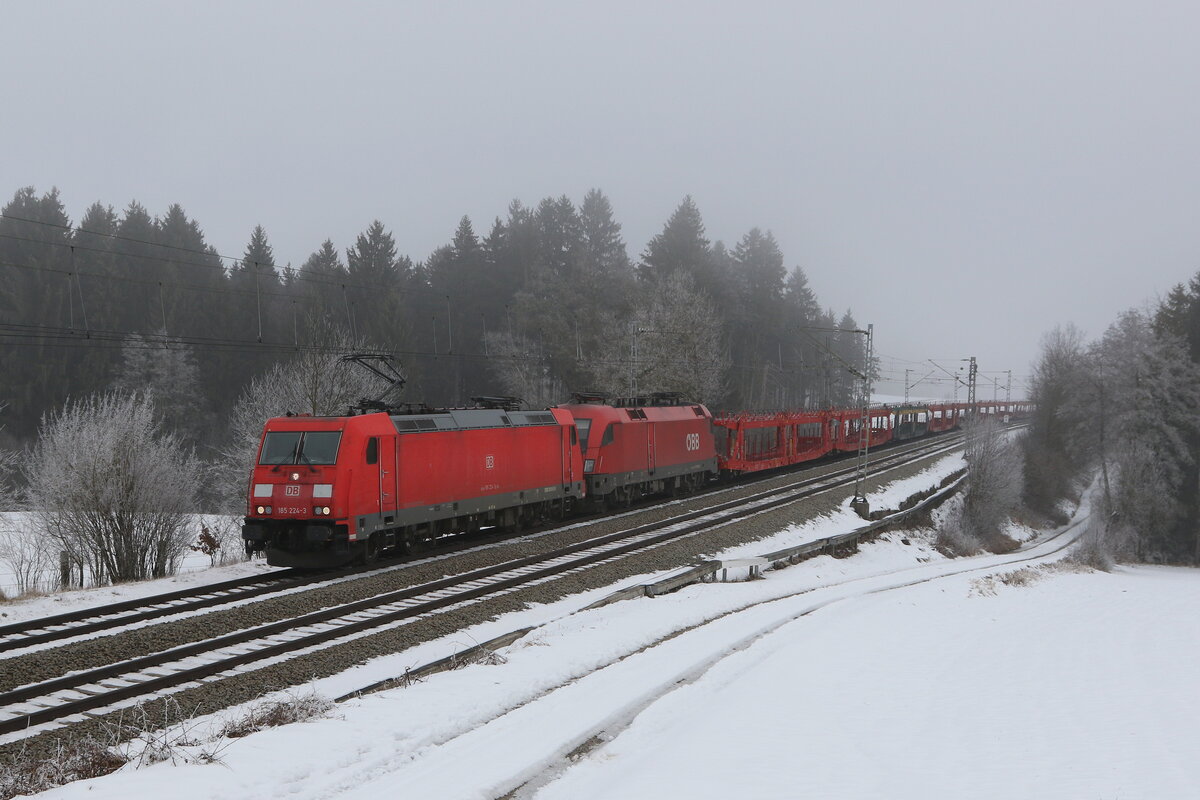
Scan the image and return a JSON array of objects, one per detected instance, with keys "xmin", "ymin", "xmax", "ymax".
[
  {"xmin": 345, "ymin": 220, "xmax": 411, "ymax": 359},
  {"xmin": 297, "ymin": 239, "xmax": 349, "ymax": 326},
  {"xmin": 112, "ymin": 331, "xmax": 211, "ymax": 446},
  {"xmin": 728, "ymin": 228, "xmax": 788, "ymax": 408},
  {"xmin": 783, "ymin": 267, "xmax": 822, "ymax": 405},
  {"xmin": 640, "ymin": 196, "xmax": 713, "ymax": 290},
  {"xmin": 222, "ymin": 226, "xmax": 285, "ymax": 399},
  {"xmin": 113, "ymin": 201, "xmax": 161, "ymax": 334},
  {"xmin": 0, "ymin": 187, "xmax": 74, "ymax": 430}
]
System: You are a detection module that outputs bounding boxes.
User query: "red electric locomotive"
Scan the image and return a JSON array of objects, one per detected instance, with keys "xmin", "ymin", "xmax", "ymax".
[
  {"xmin": 240, "ymin": 355, "xmax": 1031, "ymax": 569},
  {"xmin": 242, "ymin": 404, "xmax": 584, "ymax": 567},
  {"xmin": 558, "ymin": 393, "xmax": 718, "ymax": 506}
]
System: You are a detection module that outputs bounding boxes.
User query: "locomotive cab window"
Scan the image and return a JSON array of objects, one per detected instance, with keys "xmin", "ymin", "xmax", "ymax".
[
  {"xmin": 259, "ymin": 431, "xmax": 301, "ymax": 465},
  {"xmin": 575, "ymin": 419, "xmax": 592, "ymax": 450},
  {"xmin": 259, "ymin": 431, "xmax": 342, "ymax": 466},
  {"xmin": 366, "ymin": 437, "xmax": 378, "ymax": 465},
  {"xmin": 599, "ymin": 424, "xmax": 614, "ymax": 447}
]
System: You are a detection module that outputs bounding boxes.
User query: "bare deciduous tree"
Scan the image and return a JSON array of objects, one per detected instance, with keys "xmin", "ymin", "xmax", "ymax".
[
  {"xmin": 960, "ymin": 419, "xmax": 1024, "ymax": 546},
  {"xmin": 23, "ymin": 393, "xmax": 203, "ymax": 585},
  {"xmin": 1023, "ymin": 324, "xmax": 1088, "ymax": 518},
  {"xmin": 481, "ymin": 330, "xmax": 567, "ymax": 409},
  {"xmin": 587, "ymin": 271, "xmax": 728, "ymax": 404},
  {"xmin": 0, "ymin": 518, "xmax": 51, "ymax": 595}
]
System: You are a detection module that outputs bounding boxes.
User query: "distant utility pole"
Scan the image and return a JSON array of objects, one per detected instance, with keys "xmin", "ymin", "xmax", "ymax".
[
  {"xmin": 851, "ymin": 323, "xmax": 874, "ymax": 515},
  {"xmin": 966, "ymin": 356, "xmax": 977, "ymax": 409},
  {"xmin": 629, "ymin": 322, "xmax": 638, "ymax": 397},
  {"xmin": 792, "ymin": 322, "xmax": 875, "ymax": 513},
  {"xmin": 904, "ymin": 368, "xmax": 936, "ymax": 405},
  {"xmin": 1006, "ymin": 369, "xmax": 1012, "ymax": 403}
]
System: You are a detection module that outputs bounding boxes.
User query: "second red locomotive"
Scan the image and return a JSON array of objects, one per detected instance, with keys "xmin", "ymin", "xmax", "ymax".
[{"xmin": 242, "ymin": 380, "xmax": 1031, "ymax": 567}]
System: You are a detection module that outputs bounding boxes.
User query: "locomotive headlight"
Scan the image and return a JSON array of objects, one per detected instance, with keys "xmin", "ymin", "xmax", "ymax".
[
  {"xmin": 322, "ymin": 506, "xmax": 331, "ymax": 515},
  {"xmin": 291, "ymin": 472, "xmax": 300, "ymax": 481},
  {"xmin": 256, "ymin": 505, "xmax": 266, "ymax": 515}
]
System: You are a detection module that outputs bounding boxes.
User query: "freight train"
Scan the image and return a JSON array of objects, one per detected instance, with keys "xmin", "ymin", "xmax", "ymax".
[{"xmin": 241, "ymin": 387, "xmax": 1030, "ymax": 568}]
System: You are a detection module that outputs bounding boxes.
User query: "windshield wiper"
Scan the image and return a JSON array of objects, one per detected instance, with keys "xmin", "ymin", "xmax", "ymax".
[{"xmin": 297, "ymin": 449, "xmax": 318, "ymax": 472}]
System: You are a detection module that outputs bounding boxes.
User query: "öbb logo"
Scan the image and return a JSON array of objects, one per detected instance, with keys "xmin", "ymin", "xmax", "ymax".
[{"xmin": 685, "ymin": 433, "xmax": 701, "ymax": 451}]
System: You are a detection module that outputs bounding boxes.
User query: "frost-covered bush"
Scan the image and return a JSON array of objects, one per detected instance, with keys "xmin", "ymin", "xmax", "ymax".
[
  {"xmin": 218, "ymin": 690, "xmax": 333, "ymax": 738},
  {"xmin": 1069, "ymin": 517, "xmax": 1115, "ymax": 572},
  {"xmin": 23, "ymin": 393, "xmax": 203, "ymax": 585},
  {"xmin": 0, "ymin": 518, "xmax": 53, "ymax": 595},
  {"xmin": 960, "ymin": 419, "xmax": 1024, "ymax": 549},
  {"xmin": 0, "ymin": 448, "xmax": 15, "ymax": 511}
]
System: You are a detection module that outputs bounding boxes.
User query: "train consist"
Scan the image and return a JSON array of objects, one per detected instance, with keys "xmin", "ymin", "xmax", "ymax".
[{"xmin": 242, "ymin": 394, "xmax": 1030, "ymax": 568}]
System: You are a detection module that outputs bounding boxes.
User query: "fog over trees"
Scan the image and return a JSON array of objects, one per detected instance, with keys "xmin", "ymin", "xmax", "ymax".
[
  {"xmin": 0, "ymin": 185, "xmax": 859, "ymax": 450},
  {"xmin": 1025, "ymin": 286, "xmax": 1200, "ymax": 565}
]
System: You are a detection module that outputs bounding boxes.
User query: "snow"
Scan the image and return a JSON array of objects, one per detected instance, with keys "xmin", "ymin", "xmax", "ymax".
[
  {"xmin": 0, "ymin": 513, "xmax": 284, "ymax": 625},
  {"xmin": 531, "ymin": 563, "xmax": 1200, "ymax": 800},
  {"xmin": 16, "ymin": 462, "xmax": 1200, "ymax": 800}
]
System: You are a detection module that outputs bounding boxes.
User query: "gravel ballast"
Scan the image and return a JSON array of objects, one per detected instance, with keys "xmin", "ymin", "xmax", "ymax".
[{"xmin": 0, "ymin": 441, "xmax": 958, "ymax": 764}]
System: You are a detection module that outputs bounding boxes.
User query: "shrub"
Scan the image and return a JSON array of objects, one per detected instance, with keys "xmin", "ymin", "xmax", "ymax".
[
  {"xmin": 219, "ymin": 690, "xmax": 333, "ymax": 739},
  {"xmin": 23, "ymin": 393, "xmax": 203, "ymax": 585}
]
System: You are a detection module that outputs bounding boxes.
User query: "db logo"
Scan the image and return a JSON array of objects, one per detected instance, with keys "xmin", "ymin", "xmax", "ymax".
[
  {"xmin": 685, "ymin": 433, "xmax": 701, "ymax": 451},
  {"xmin": 485, "ymin": 455, "xmax": 495, "ymax": 470},
  {"xmin": 285, "ymin": 485, "xmax": 300, "ymax": 497}
]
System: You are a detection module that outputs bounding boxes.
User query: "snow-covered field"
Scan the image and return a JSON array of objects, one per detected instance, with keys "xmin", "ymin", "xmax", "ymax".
[
  {"xmin": 0, "ymin": 513, "xmax": 255, "ymax": 602},
  {"xmin": 13, "ymin": 457, "xmax": 1200, "ymax": 800}
]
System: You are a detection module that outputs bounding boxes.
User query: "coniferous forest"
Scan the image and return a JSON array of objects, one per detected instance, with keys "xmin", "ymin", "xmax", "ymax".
[{"xmin": 0, "ymin": 186, "xmax": 871, "ymax": 459}]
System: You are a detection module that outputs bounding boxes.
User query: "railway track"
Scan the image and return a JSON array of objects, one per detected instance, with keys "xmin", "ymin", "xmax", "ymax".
[
  {"xmin": 0, "ymin": 432, "xmax": 960, "ymax": 657},
  {"xmin": 0, "ymin": 570, "xmax": 307, "ymax": 655},
  {"xmin": 0, "ymin": 433, "xmax": 964, "ymax": 741},
  {"xmin": 442, "ymin": 507, "xmax": 1092, "ymax": 800}
]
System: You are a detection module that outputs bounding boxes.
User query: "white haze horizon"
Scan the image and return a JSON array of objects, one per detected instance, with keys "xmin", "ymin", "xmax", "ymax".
[{"xmin": 4, "ymin": 1, "xmax": 1200, "ymax": 399}]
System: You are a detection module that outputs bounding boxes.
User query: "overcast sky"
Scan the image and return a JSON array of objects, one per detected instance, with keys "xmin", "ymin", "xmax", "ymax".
[{"xmin": 4, "ymin": 1, "xmax": 1199, "ymax": 399}]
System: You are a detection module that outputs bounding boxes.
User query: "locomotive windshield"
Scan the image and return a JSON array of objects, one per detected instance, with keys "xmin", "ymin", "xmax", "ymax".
[{"xmin": 259, "ymin": 431, "xmax": 342, "ymax": 466}]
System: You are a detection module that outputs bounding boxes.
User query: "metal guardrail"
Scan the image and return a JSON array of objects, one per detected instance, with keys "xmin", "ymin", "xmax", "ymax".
[
  {"xmin": 339, "ymin": 470, "xmax": 967, "ymax": 701},
  {"xmin": 586, "ymin": 470, "xmax": 965, "ymax": 608}
]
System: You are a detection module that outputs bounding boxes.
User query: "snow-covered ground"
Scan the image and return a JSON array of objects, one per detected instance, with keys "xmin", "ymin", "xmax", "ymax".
[
  {"xmin": 16, "ymin": 457, "xmax": 1200, "ymax": 800},
  {"xmin": 0, "ymin": 513, "xmax": 260, "ymax": 604}
]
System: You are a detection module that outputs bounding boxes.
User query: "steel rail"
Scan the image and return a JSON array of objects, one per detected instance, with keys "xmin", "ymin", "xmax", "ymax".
[
  {"xmin": 0, "ymin": 429, "xmax": 963, "ymax": 655},
  {"xmin": 0, "ymin": 434, "xmax": 963, "ymax": 738},
  {"xmin": 0, "ymin": 570, "xmax": 313, "ymax": 654}
]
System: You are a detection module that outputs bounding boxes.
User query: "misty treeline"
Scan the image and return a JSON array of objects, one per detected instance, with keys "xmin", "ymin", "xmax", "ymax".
[
  {"xmin": 0, "ymin": 185, "xmax": 870, "ymax": 449},
  {"xmin": 1024, "ymin": 277, "xmax": 1200, "ymax": 565},
  {"xmin": 0, "ymin": 185, "xmax": 871, "ymax": 584}
]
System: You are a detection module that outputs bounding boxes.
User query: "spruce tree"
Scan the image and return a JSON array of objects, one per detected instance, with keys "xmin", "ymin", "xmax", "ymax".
[{"xmin": 640, "ymin": 196, "xmax": 712, "ymax": 289}]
